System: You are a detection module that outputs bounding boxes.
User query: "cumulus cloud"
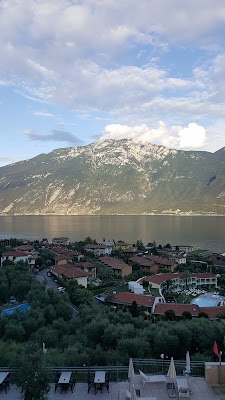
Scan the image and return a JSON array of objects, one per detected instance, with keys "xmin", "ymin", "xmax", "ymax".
[
  {"xmin": 178, "ymin": 123, "xmax": 206, "ymax": 148},
  {"xmin": 25, "ymin": 129, "xmax": 83, "ymax": 145},
  {"xmin": 100, "ymin": 122, "xmax": 206, "ymax": 150}
]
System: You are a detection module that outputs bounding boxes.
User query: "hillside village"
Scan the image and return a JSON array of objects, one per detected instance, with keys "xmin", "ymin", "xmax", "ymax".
[{"xmin": 1, "ymin": 236, "xmax": 225, "ymax": 322}]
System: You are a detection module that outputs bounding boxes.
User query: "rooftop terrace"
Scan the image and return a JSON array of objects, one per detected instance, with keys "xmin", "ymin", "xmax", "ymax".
[{"xmin": 0, "ymin": 377, "xmax": 224, "ymax": 400}]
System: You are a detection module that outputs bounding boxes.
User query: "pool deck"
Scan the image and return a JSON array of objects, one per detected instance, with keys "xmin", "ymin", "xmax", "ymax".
[{"xmin": 192, "ymin": 292, "xmax": 225, "ymax": 307}]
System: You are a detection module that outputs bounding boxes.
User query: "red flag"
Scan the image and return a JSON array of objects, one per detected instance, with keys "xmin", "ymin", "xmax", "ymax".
[{"xmin": 213, "ymin": 341, "xmax": 219, "ymax": 357}]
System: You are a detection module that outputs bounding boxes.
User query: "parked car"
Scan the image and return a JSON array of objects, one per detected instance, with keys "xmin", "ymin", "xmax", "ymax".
[{"xmin": 57, "ymin": 287, "xmax": 65, "ymax": 293}]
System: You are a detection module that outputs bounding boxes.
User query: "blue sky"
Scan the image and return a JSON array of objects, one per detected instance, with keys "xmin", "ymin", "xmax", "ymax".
[{"xmin": 1, "ymin": 0, "xmax": 225, "ymax": 167}]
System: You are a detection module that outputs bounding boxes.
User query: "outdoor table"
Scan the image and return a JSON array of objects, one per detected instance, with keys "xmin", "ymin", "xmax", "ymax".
[
  {"xmin": 0, "ymin": 372, "xmax": 9, "ymax": 384},
  {"xmin": 94, "ymin": 371, "xmax": 105, "ymax": 393},
  {"xmin": 58, "ymin": 371, "xmax": 72, "ymax": 392}
]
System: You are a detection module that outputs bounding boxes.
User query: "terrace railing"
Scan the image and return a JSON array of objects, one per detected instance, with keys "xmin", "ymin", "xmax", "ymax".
[{"xmin": 0, "ymin": 358, "xmax": 205, "ymax": 380}]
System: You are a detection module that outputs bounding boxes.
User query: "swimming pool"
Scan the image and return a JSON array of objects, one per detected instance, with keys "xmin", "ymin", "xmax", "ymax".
[
  {"xmin": 1, "ymin": 303, "xmax": 30, "ymax": 316},
  {"xmin": 192, "ymin": 298, "xmax": 216, "ymax": 307}
]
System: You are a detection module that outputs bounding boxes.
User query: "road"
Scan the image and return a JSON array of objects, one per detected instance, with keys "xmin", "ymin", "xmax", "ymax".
[{"xmin": 36, "ymin": 268, "xmax": 79, "ymax": 318}]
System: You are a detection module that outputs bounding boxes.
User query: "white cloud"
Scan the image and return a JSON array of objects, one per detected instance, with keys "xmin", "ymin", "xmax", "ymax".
[
  {"xmin": 33, "ymin": 111, "xmax": 53, "ymax": 117},
  {"xmin": 100, "ymin": 122, "xmax": 206, "ymax": 150},
  {"xmin": 178, "ymin": 123, "xmax": 206, "ymax": 148}
]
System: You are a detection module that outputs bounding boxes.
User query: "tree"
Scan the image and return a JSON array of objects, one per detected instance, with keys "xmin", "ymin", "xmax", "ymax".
[
  {"xmin": 198, "ymin": 312, "xmax": 209, "ymax": 319},
  {"xmin": 12, "ymin": 342, "xmax": 50, "ymax": 400},
  {"xmin": 182, "ymin": 270, "xmax": 191, "ymax": 289},
  {"xmin": 165, "ymin": 310, "xmax": 176, "ymax": 321},
  {"xmin": 182, "ymin": 311, "xmax": 192, "ymax": 320},
  {"xmin": 130, "ymin": 301, "xmax": 139, "ymax": 317}
]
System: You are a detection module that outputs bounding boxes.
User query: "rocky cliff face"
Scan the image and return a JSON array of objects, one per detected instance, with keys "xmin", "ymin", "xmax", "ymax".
[{"xmin": 0, "ymin": 139, "xmax": 225, "ymax": 215}]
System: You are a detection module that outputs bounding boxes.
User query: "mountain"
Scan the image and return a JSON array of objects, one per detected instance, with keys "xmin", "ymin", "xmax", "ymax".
[{"xmin": 0, "ymin": 139, "xmax": 225, "ymax": 215}]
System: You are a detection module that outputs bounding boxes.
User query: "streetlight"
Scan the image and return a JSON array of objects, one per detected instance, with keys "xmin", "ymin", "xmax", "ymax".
[{"xmin": 160, "ymin": 353, "xmax": 164, "ymax": 374}]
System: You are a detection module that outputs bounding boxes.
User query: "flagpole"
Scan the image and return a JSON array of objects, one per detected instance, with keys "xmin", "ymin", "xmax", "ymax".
[{"xmin": 219, "ymin": 351, "xmax": 222, "ymax": 386}]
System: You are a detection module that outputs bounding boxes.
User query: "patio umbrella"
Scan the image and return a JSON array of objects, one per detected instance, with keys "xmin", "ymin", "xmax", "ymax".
[
  {"xmin": 128, "ymin": 358, "xmax": 135, "ymax": 391},
  {"xmin": 131, "ymin": 383, "xmax": 137, "ymax": 400},
  {"xmin": 186, "ymin": 351, "xmax": 191, "ymax": 374},
  {"xmin": 167, "ymin": 357, "xmax": 176, "ymax": 395},
  {"xmin": 167, "ymin": 357, "xmax": 176, "ymax": 380}
]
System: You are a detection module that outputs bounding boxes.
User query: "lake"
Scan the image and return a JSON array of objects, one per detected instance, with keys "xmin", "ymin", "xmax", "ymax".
[{"xmin": 0, "ymin": 215, "xmax": 225, "ymax": 252}]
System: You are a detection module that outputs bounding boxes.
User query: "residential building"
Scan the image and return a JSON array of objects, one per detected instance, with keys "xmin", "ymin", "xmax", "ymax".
[
  {"xmin": 123, "ymin": 247, "xmax": 138, "ymax": 259},
  {"xmin": 52, "ymin": 237, "xmax": 69, "ymax": 246},
  {"xmin": 145, "ymin": 255, "xmax": 177, "ymax": 271},
  {"xmin": 84, "ymin": 244, "xmax": 112, "ymax": 255},
  {"xmin": 99, "ymin": 257, "xmax": 132, "ymax": 278},
  {"xmin": 114, "ymin": 241, "xmax": 131, "ymax": 250},
  {"xmin": 171, "ymin": 245, "xmax": 194, "ymax": 253},
  {"xmin": 75, "ymin": 261, "xmax": 96, "ymax": 279},
  {"xmin": 51, "ymin": 246, "xmax": 83, "ymax": 261},
  {"xmin": 152, "ymin": 303, "xmax": 200, "ymax": 318},
  {"xmin": 1, "ymin": 251, "xmax": 31, "ymax": 266},
  {"xmin": 128, "ymin": 256, "xmax": 158, "ymax": 274},
  {"xmin": 138, "ymin": 272, "xmax": 217, "ymax": 294},
  {"xmin": 51, "ymin": 264, "xmax": 90, "ymax": 288},
  {"xmin": 111, "ymin": 292, "xmax": 156, "ymax": 313},
  {"xmin": 54, "ymin": 255, "xmax": 73, "ymax": 265}
]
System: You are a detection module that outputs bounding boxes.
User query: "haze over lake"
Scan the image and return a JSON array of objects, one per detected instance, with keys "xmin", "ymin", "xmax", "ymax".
[{"xmin": 0, "ymin": 215, "xmax": 225, "ymax": 252}]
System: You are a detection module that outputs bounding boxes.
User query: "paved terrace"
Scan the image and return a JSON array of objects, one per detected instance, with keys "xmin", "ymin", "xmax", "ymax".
[{"xmin": 0, "ymin": 377, "xmax": 224, "ymax": 400}]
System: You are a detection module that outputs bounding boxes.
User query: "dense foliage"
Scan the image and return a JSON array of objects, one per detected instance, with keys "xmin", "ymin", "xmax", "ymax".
[{"xmin": 0, "ymin": 255, "xmax": 224, "ymax": 368}]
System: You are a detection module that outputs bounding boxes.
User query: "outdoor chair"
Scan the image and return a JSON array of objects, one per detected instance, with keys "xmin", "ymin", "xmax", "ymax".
[
  {"xmin": 54, "ymin": 382, "xmax": 61, "ymax": 393},
  {"xmin": 87, "ymin": 377, "xmax": 95, "ymax": 393},
  {"xmin": 0, "ymin": 382, "xmax": 8, "ymax": 394}
]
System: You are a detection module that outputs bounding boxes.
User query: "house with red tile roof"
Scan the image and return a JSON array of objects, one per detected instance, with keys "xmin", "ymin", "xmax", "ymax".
[
  {"xmin": 1, "ymin": 251, "xmax": 32, "ymax": 266},
  {"xmin": 114, "ymin": 241, "xmax": 131, "ymax": 250},
  {"xmin": 51, "ymin": 263, "xmax": 90, "ymax": 288},
  {"xmin": 14, "ymin": 244, "xmax": 34, "ymax": 252},
  {"xmin": 123, "ymin": 247, "xmax": 138, "ymax": 258},
  {"xmin": 145, "ymin": 255, "xmax": 177, "ymax": 271},
  {"xmin": 128, "ymin": 256, "xmax": 158, "ymax": 274},
  {"xmin": 138, "ymin": 272, "xmax": 217, "ymax": 294},
  {"xmin": 74, "ymin": 262, "xmax": 96, "ymax": 279},
  {"xmin": 152, "ymin": 302, "xmax": 200, "ymax": 318},
  {"xmin": 111, "ymin": 292, "xmax": 156, "ymax": 312},
  {"xmin": 84, "ymin": 244, "xmax": 112, "ymax": 255},
  {"xmin": 51, "ymin": 246, "xmax": 83, "ymax": 261},
  {"xmin": 54, "ymin": 255, "xmax": 73, "ymax": 265},
  {"xmin": 99, "ymin": 257, "xmax": 132, "ymax": 278},
  {"xmin": 199, "ymin": 306, "xmax": 225, "ymax": 320}
]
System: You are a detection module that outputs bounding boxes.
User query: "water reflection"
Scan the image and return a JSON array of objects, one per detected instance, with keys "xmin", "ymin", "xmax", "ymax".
[{"xmin": 0, "ymin": 215, "xmax": 224, "ymax": 252}]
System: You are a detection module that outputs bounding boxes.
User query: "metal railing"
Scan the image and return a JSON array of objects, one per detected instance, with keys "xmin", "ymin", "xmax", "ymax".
[
  {"xmin": 0, "ymin": 358, "xmax": 205, "ymax": 381},
  {"xmin": 132, "ymin": 358, "xmax": 205, "ymax": 377}
]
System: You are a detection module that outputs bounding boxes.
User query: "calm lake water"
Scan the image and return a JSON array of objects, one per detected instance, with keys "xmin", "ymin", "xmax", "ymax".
[{"xmin": 0, "ymin": 215, "xmax": 225, "ymax": 252}]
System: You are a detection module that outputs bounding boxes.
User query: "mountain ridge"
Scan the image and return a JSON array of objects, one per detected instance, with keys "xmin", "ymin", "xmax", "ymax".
[{"xmin": 0, "ymin": 139, "xmax": 225, "ymax": 216}]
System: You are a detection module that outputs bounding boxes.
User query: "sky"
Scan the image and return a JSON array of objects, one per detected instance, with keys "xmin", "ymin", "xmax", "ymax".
[{"xmin": 1, "ymin": 0, "xmax": 225, "ymax": 167}]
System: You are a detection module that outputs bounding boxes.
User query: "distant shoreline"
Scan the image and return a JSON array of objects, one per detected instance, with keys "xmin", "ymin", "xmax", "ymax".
[{"xmin": 0, "ymin": 213, "xmax": 225, "ymax": 217}]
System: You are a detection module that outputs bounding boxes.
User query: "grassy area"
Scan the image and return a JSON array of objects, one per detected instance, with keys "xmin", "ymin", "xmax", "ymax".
[
  {"xmin": 150, "ymin": 288, "xmax": 159, "ymax": 297},
  {"xmin": 116, "ymin": 283, "xmax": 129, "ymax": 292},
  {"xmin": 189, "ymin": 249, "xmax": 208, "ymax": 255}
]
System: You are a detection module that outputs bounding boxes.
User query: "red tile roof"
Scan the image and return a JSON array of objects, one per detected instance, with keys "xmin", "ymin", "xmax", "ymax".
[
  {"xmin": 111, "ymin": 292, "xmax": 155, "ymax": 308},
  {"xmin": 75, "ymin": 262, "xmax": 96, "ymax": 269},
  {"xmin": 129, "ymin": 256, "xmax": 157, "ymax": 267},
  {"xmin": 2, "ymin": 251, "xmax": 29, "ymax": 257},
  {"xmin": 123, "ymin": 247, "xmax": 138, "ymax": 254},
  {"xmin": 99, "ymin": 257, "xmax": 128, "ymax": 270},
  {"xmin": 53, "ymin": 264, "xmax": 90, "ymax": 279},
  {"xmin": 153, "ymin": 303, "xmax": 200, "ymax": 317},
  {"xmin": 199, "ymin": 306, "xmax": 225, "ymax": 319},
  {"xmin": 51, "ymin": 247, "xmax": 80, "ymax": 256},
  {"xmin": 138, "ymin": 272, "xmax": 217, "ymax": 286},
  {"xmin": 84, "ymin": 244, "xmax": 108, "ymax": 249},
  {"xmin": 145, "ymin": 255, "xmax": 176, "ymax": 266},
  {"xmin": 14, "ymin": 245, "xmax": 34, "ymax": 251},
  {"xmin": 54, "ymin": 255, "xmax": 72, "ymax": 262}
]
